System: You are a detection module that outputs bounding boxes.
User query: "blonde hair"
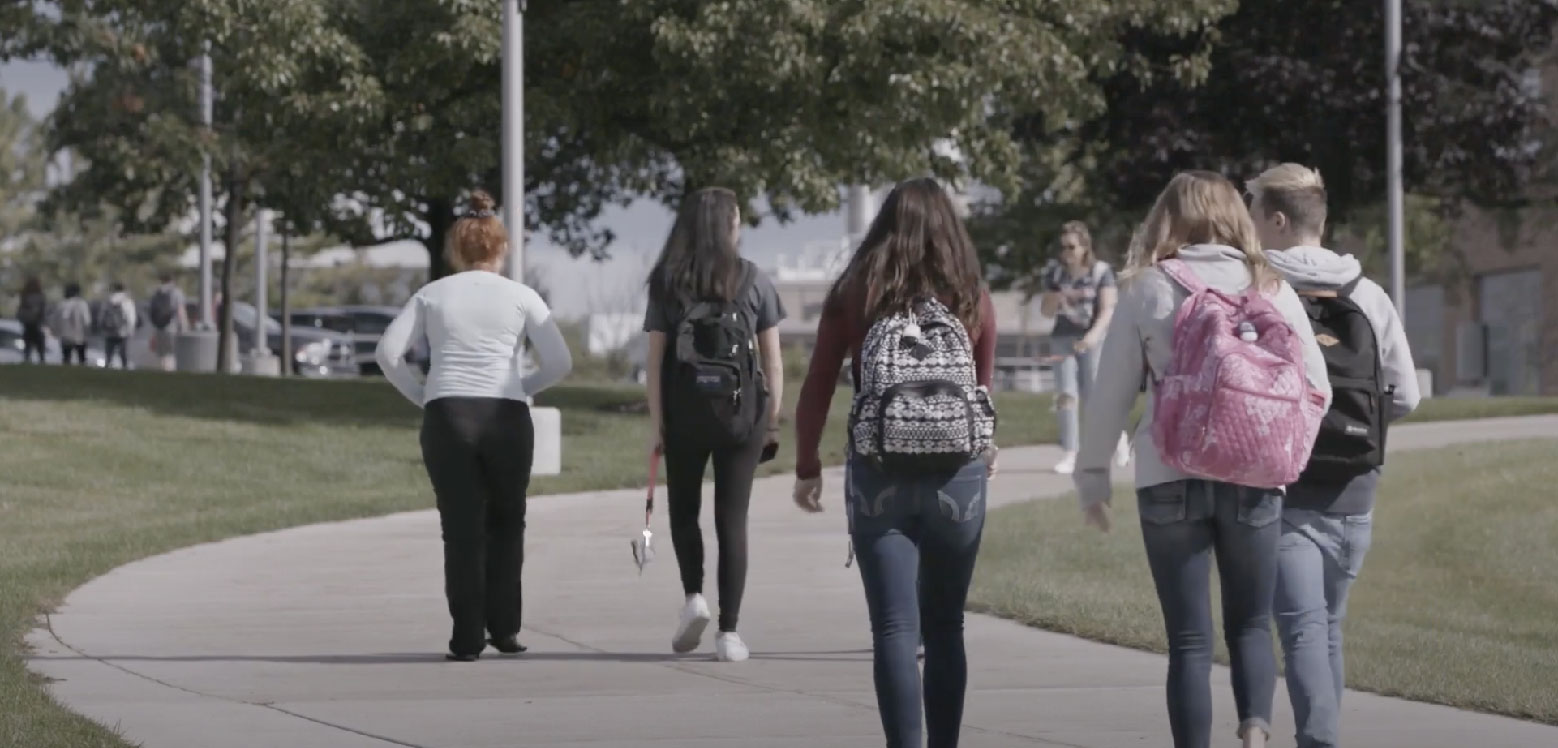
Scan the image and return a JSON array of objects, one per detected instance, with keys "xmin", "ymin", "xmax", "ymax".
[
  {"xmin": 1057, "ymin": 220, "xmax": 1096, "ymax": 267},
  {"xmin": 1246, "ymin": 163, "xmax": 1328, "ymax": 237},
  {"xmin": 445, "ymin": 190, "xmax": 508, "ymax": 271},
  {"xmin": 1125, "ymin": 170, "xmax": 1279, "ymax": 290}
]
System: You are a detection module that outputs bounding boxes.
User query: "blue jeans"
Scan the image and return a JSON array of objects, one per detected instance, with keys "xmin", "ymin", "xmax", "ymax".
[
  {"xmin": 1275, "ymin": 509, "xmax": 1374, "ymax": 748},
  {"xmin": 1052, "ymin": 337, "xmax": 1100, "ymax": 453},
  {"xmin": 1137, "ymin": 480, "xmax": 1283, "ymax": 748},
  {"xmin": 847, "ymin": 456, "xmax": 987, "ymax": 748}
]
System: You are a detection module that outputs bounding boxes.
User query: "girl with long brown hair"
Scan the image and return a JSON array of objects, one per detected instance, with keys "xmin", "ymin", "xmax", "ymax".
[
  {"xmin": 792, "ymin": 177, "xmax": 997, "ymax": 748},
  {"xmin": 643, "ymin": 187, "xmax": 786, "ymax": 662}
]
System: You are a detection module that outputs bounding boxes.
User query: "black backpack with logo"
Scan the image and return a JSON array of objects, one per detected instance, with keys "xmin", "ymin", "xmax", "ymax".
[
  {"xmin": 662, "ymin": 263, "xmax": 764, "ymax": 448},
  {"xmin": 1297, "ymin": 279, "xmax": 1387, "ymax": 483}
]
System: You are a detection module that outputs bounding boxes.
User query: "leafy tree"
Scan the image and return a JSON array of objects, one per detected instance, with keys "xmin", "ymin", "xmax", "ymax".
[{"xmin": 979, "ymin": 0, "xmax": 1558, "ymax": 284}]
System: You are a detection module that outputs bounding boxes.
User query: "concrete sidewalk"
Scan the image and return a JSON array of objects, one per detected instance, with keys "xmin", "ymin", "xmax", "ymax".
[{"xmin": 27, "ymin": 416, "xmax": 1558, "ymax": 748}]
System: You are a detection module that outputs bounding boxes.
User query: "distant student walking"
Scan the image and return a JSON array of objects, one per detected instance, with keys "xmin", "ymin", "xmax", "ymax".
[
  {"xmin": 794, "ymin": 177, "xmax": 998, "ymax": 748},
  {"xmin": 1073, "ymin": 171, "xmax": 1331, "ymax": 748},
  {"xmin": 101, "ymin": 283, "xmax": 138, "ymax": 369},
  {"xmin": 643, "ymin": 187, "xmax": 785, "ymax": 663},
  {"xmin": 51, "ymin": 283, "xmax": 93, "ymax": 365},
  {"xmin": 15, "ymin": 277, "xmax": 47, "ymax": 363},
  {"xmin": 1038, "ymin": 221, "xmax": 1131, "ymax": 474},
  {"xmin": 146, "ymin": 274, "xmax": 189, "ymax": 371},
  {"xmin": 376, "ymin": 190, "xmax": 573, "ymax": 662},
  {"xmin": 1248, "ymin": 164, "xmax": 1421, "ymax": 748}
]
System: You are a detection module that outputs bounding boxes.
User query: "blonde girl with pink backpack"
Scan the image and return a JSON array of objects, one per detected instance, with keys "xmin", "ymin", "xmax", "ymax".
[{"xmin": 1071, "ymin": 171, "xmax": 1331, "ymax": 748}]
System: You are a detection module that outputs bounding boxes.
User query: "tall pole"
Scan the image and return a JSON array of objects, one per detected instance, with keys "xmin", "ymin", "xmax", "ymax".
[
  {"xmin": 502, "ymin": 0, "xmax": 525, "ymax": 282},
  {"xmin": 1386, "ymin": 0, "xmax": 1405, "ymax": 316},
  {"xmin": 254, "ymin": 209, "xmax": 270, "ymax": 354},
  {"xmin": 198, "ymin": 43, "xmax": 215, "ymax": 329}
]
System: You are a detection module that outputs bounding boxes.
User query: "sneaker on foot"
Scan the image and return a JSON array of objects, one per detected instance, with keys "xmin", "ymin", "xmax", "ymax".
[
  {"xmin": 716, "ymin": 631, "xmax": 749, "ymax": 662},
  {"xmin": 672, "ymin": 594, "xmax": 712, "ymax": 654},
  {"xmin": 1053, "ymin": 452, "xmax": 1077, "ymax": 475}
]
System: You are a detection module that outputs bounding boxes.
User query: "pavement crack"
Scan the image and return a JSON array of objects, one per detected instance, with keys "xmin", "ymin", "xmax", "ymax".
[{"xmin": 40, "ymin": 613, "xmax": 432, "ymax": 748}]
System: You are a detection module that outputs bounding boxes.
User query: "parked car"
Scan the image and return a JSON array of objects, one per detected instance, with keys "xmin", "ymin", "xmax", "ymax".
[
  {"xmin": 0, "ymin": 319, "xmax": 107, "ymax": 367},
  {"xmin": 124, "ymin": 303, "xmax": 356, "ymax": 377},
  {"xmin": 285, "ymin": 306, "xmax": 428, "ymax": 375}
]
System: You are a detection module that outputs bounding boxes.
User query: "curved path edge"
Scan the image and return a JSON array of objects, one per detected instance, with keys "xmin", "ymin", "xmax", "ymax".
[{"xmin": 27, "ymin": 415, "xmax": 1558, "ymax": 748}]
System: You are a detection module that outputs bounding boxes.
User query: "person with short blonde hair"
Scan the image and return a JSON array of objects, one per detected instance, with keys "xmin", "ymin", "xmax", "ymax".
[
  {"xmin": 1076, "ymin": 171, "xmax": 1331, "ymax": 748},
  {"xmin": 1248, "ymin": 162, "xmax": 1421, "ymax": 748},
  {"xmin": 376, "ymin": 189, "xmax": 573, "ymax": 661}
]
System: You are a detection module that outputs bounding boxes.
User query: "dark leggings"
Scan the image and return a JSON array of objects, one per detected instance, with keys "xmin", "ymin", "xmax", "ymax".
[
  {"xmin": 60, "ymin": 343, "xmax": 87, "ymax": 365},
  {"xmin": 420, "ymin": 397, "xmax": 535, "ymax": 656},
  {"xmin": 105, "ymin": 337, "xmax": 130, "ymax": 368},
  {"xmin": 662, "ymin": 418, "xmax": 767, "ymax": 633},
  {"xmin": 21, "ymin": 324, "xmax": 45, "ymax": 363}
]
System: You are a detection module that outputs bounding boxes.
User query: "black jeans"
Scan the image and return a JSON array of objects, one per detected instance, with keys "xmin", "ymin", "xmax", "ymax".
[
  {"xmin": 21, "ymin": 324, "xmax": 45, "ymax": 363},
  {"xmin": 847, "ymin": 456, "xmax": 987, "ymax": 748},
  {"xmin": 60, "ymin": 342, "xmax": 86, "ymax": 365},
  {"xmin": 104, "ymin": 336, "xmax": 129, "ymax": 368},
  {"xmin": 1137, "ymin": 480, "xmax": 1283, "ymax": 748},
  {"xmin": 662, "ymin": 414, "xmax": 767, "ymax": 633},
  {"xmin": 420, "ymin": 397, "xmax": 535, "ymax": 656}
]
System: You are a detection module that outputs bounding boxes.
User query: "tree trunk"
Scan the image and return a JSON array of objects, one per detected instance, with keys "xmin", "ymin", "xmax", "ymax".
[
  {"xmin": 279, "ymin": 228, "xmax": 292, "ymax": 376},
  {"xmin": 425, "ymin": 196, "xmax": 453, "ymax": 281},
  {"xmin": 216, "ymin": 167, "xmax": 244, "ymax": 374}
]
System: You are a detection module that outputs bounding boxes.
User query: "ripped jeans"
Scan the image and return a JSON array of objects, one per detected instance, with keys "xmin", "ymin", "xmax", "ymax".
[{"xmin": 847, "ymin": 456, "xmax": 987, "ymax": 748}]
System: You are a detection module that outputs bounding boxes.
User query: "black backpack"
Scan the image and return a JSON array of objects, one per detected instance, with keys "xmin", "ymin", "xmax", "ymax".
[
  {"xmin": 662, "ymin": 263, "xmax": 764, "ymax": 448},
  {"xmin": 1297, "ymin": 279, "xmax": 1387, "ymax": 483}
]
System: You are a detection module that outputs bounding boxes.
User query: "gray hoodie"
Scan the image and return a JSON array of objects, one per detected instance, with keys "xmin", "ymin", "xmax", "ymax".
[
  {"xmin": 1074, "ymin": 245, "xmax": 1333, "ymax": 509},
  {"xmin": 1265, "ymin": 246, "xmax": 1422, "ymax": 514}
]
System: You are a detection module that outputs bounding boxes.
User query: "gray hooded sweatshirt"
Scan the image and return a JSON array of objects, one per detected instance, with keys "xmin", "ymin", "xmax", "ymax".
[{"xmin": 1264, "ymin": 246, "xmax": 1422, "ymax": 514}]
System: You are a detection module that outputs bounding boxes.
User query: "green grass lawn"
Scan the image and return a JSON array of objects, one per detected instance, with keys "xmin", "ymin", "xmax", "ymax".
[
  {"xmin": 969, "ymin": 439, "xmax": 1558, "ymax": 725},
  {"xmin": 0, "ymin": 365, "xmax": 1061, "ymax": 747}
]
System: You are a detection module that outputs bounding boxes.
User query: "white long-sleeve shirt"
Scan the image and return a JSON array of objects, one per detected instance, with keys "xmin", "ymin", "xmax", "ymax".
[
  {"xmin": 1073, "ymin": 245, "xmax": 1333, "ymax": 508},
  {"xmin": 376, "ymin": 270, "xmax": 573, "ymax": 407}
]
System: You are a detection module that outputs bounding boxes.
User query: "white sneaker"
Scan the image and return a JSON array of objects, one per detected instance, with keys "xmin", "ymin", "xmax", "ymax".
[
  {"xmin": 1114, "ymin": 436, "xmax": 1132, "ymax": 468},
  {"xmin": 715, "ymin": 631, "xmax": 749, "ymax": 662},
  {"xmin": 672, "ymin": 594, "xmax": 712, "ymax": 654},
  {"xmin": 1053, "ymin": 452, "xmax": 1077, "ymax": 475}
]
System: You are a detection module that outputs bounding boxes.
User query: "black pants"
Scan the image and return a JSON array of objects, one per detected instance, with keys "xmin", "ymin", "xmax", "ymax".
[
  {"xmin": 60, "ymin": 343, "xmax": 86, "ymax": 365},
  {"xmin": 420, "ymin": 397, "xmax": 535, "ymax": 656},
  {"xmin": 662, "ymin": 417, "xmax": 767, "ymax": 633},
  {"xmin": 104, "ymin": 337, "xmax": 129, "ymax": 368},
  {"xmin": 21, "ymin": 324, "xmax": 45, "ymax": 363}
]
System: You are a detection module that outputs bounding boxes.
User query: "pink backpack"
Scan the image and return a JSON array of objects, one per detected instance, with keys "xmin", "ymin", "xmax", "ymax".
[{"xmin": 1150, "ymin": 259, "xmax": 1326, "ymax": 489}]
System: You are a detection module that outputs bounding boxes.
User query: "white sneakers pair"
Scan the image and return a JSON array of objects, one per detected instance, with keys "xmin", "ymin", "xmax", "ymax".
[
  {"xmin": 672, "ymin": 593, "xmax": 747, "ymax": 662},
  {"xmin": 1053, "ymin": 436, "xmax": 1133, "ymax": 475}
]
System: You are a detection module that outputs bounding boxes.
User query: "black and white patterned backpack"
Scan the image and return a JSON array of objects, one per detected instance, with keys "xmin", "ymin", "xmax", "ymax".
[{"xmin": 850, "ymin": 298, "xmax": 997, "ymax": 474}]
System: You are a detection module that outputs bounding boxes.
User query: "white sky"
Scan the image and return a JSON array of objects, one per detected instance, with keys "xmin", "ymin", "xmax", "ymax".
[{"xmin": 0, "ymin": 60, "xmax": 857, "ymax": 319}]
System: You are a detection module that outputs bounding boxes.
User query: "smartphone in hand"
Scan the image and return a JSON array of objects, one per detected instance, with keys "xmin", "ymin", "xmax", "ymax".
[{"xmin": 760, "ymin": 440, "xmax": 779, "ymax": 464}]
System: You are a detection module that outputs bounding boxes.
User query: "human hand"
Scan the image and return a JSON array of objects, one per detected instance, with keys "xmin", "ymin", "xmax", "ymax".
[
  {"xmin": 1073, "ymin": 335, "xmax": 1098, "ymax": 354},
  {"xmin": 1084, "ymin": 501, "xmax": 1113, "ymax": 533},
  {"xmin": 981, "ymin": 445, "xmax": 1000, "ymax": 477},
  {"xmin": 793, "ymin": 477, "xmax": 823, "ymax": 513}
]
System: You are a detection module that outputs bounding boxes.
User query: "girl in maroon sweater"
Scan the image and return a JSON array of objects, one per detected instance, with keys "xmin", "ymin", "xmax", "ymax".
[{"xmin": 792, "ymin": 178, "xmax": 996, "ymax": 748}]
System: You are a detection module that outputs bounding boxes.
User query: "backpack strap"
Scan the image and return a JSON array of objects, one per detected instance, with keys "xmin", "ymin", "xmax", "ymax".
[{"xmin": 1156, "ymin": 258, "xmax": 1208, "ymax": 294}]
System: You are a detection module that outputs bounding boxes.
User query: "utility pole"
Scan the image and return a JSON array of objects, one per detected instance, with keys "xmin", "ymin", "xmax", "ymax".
[
  {"xmin": 502, "ymin": 0, "xmax": 525, "ymax": 282},
  {"xmin": 198, "ymin": 43, "xmax": 214, "ymax": 328},
  {"xmin": 1386, "ymin": 0, "xmax": 1406, "ymax": 316}
]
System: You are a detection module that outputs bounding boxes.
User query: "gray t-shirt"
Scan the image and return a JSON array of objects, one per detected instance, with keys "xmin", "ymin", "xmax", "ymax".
[
  {"xmin": 1044, "ymin": 260, "xmax": 1116, "ymax": 338},
  {"xmin": 642, "ymin": 261, "xmax": 786, "ymax": 336}
]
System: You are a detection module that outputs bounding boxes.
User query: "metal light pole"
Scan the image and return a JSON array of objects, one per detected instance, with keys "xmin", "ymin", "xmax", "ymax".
[
  {"xmin": 1386, "ymin": 0, "xmax": 1405, "ymax": 316},
  {"xmin": 502, "ymin": 0, "xmax": 525, "ymax": 282},
  {"xmin": 198, "ymin": 43, "xmax": 215, "ymax": 329},
  {"xmin": 254, "ymin": 209, "xmax": 270, "ymax": 355}
]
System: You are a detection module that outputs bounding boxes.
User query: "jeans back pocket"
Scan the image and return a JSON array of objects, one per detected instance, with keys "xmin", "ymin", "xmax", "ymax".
[{"xmin": 1137, "ymin": 481, "xmax": 1190, "ymax": 525}]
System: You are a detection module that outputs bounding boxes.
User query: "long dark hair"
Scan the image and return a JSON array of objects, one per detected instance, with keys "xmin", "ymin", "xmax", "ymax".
[
  {"xmin": 21, "ymin": 276, "xmax": 42, "ymax": 296},
  {"xmin": 647, "ymin": 187, "xmax": 745, "ymax": 307},
  {"xmin": 828, "ymin": 178, "xmax": 985, "ymax": 331}
]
